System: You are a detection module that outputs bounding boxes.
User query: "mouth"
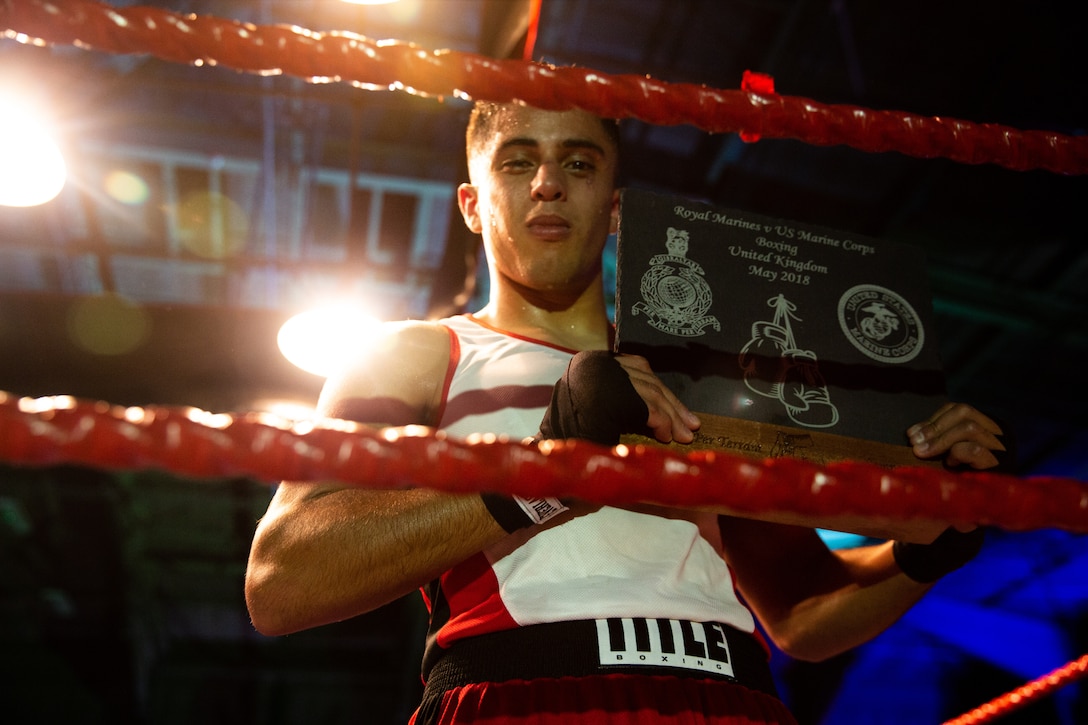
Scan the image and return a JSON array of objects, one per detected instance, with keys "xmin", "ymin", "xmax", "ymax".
[{"xmin": 527, "ymin": 214, "xmax": 571, "ymax": 241}]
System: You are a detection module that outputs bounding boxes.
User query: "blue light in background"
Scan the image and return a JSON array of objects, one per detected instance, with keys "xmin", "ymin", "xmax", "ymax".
[{"xmin": 773, "ymin": 528, "xmax": 1088, "ymax": 724}]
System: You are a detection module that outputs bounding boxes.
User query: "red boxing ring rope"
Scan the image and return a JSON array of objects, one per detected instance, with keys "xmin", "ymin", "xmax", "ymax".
[
  {"xmin": 942, "ymin": 653, "xmax": 1088, "ymax": 725},
  {"xmin": 2, "ymin": 392, "xmax": 1086, "ymax": 534},
  {"xmin": 2, "ymin": 0, "xmax": 1087, "ymax": 175}
]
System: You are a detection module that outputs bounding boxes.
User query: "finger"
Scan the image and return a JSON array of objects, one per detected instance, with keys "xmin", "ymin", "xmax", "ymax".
[
  {"xmin": 912, "ymin": 419, "xmax": 1006, "ymax": 459},
  {"xmin": 645, "ymin": 407, "xmax": 686, "ymax": 443},
  {"xmin": 944, "ymin": 440, "xmax": 1001, "ymax": 470},
  {"xmin": 910, "ymin": 402, "xmax": 1003, "ymax": 441},
  {"xmin": 629, "ymin": 373, "xmax": 697, "ymax": 443},
  {"xmin": 615, "ymin": 355, "xmax": 700, "ymax": 428},
  {"xmin": 908, "ymin": 402, "xmax": 1004, "ymax": 448},
  {"xmin": 613, "ymin": 353, "xmax": 652, "ymax": 373},
  {"xmin": 615, "ymin": 355, "xmax": 700, "ymax": 442},
  {"xmin": 907, "ymin": 403, "xmax": 1006, "ymax": 467}
]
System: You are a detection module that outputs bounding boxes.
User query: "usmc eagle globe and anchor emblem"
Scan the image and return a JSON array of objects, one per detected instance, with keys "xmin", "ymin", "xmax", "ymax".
[{"xmin": 631, "ymin": 227, "xmax": 721, "ymax": 337}]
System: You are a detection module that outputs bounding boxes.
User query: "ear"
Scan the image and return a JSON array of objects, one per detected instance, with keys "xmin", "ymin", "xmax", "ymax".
[
  {"xmin": 457, "ymin": 183, "xmax": 483, "ymax": 234},
  {"xmin": 608, "ymin": 188, "xmax": 620, "ymax": 235}
]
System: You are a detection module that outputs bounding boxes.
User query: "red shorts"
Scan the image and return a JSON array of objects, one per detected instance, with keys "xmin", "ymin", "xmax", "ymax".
[{"xmin": 410, "ymin": 673, "xmax": 798, "ymax": 725}]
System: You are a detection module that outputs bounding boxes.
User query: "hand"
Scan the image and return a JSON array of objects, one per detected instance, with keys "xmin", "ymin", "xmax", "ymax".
[
  {"xmin": 613, "ymin": 353, "xmax": 700, "ymax": 444},
  {"xmin": 907, "ymin": 402, "xmax": 1006, "ymax": 470},
  {"xmin": 538, "ymin": 351, "xmax": 699, "ymax": 445}
]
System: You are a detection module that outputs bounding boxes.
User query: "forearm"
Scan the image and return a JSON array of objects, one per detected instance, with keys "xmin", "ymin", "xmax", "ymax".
[
  {"xmin": 697, "ymin": 505, "xmax": 948, "ymax": 544},
  {"xmin": 770, "ymin": 542, "xmax": 930, "ymax": 661},
  {"xmin": 245, "ymin": 485, "xmax": 507, "ymax": 636}
]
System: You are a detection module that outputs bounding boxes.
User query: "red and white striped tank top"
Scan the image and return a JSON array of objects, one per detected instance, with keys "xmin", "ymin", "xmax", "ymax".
[{"xmin": 422, "ymin": 315, "xmax": 755, "ymax": 674}]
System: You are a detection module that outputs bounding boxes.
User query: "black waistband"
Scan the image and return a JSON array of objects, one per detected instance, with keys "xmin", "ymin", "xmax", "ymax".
[{"xmin": 423, "ymin": 618, "xmax": 779, "ymax": 700}]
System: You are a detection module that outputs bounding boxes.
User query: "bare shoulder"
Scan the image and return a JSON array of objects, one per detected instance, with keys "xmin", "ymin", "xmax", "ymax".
[
  {"xmin": 273, "ymin": 320, "xmax": 453, "ymax": 503},
  {"xmin": 318, "ymin": 319, "xmax": 453, "ymax": 426},
  {"xmin": 366, "ymin": 319, "xmax": 453, "ymax": 363}
]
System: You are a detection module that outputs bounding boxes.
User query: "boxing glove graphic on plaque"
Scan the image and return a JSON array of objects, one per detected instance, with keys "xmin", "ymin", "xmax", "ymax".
[{"xmin": 739, "ymin": 294, "xmax": 839, "ymax": 429}]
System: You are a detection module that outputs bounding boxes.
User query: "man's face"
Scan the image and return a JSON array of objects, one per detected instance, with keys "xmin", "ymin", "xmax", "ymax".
[{"xmin": 458, "ymin": 105, "xmax": 619, "ymax": 306}]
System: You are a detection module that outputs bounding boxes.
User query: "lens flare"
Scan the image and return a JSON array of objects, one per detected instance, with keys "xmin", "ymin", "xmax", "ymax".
[
  {"xmin": 104, "ymin": 170, "xmax": 150, "ymax": 205},
  {"xmin": 277, "ymin": 305, "xmax": 379, "ymax": 378},
  {"xmin": 66, "ymin": 294, "xmax": 151, "ymax": 356},
  {"xmin": 0, "ymin": 100, "xmax": 66, "ymax": 207}
]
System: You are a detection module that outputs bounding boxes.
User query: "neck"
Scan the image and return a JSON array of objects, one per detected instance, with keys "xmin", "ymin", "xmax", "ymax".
[{"xmin": 475, "ymin": 278, "xmax": 612, "ymax": 351}]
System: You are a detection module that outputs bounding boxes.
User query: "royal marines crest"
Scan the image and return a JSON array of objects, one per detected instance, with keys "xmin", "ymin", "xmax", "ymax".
[{"xmin": 630, "ymin": 227, "xmax": 720, "ymax": 337}]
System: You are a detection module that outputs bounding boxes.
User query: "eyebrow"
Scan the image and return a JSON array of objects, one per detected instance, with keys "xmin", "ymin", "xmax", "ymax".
[{"xmin": 496, "ymin": 137, "xmax": 609, "ymax": 157}]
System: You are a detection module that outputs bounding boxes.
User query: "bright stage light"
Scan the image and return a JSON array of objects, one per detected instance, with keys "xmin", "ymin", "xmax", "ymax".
[
  {"xmin": 277, "ymin": 304, "xmax": 380, "ymax": 378},
  {"xmin": 0, "ymin": 98, "xmax": 67, "ymax": 207}
]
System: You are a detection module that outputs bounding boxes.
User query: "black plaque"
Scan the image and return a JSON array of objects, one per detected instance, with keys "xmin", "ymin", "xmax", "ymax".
[{"xmin": 615, "ymin": 188, "xmax": 947, "ymax": 465}]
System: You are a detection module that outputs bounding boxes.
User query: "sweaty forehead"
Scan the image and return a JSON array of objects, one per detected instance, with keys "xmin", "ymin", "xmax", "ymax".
[{"xmin": 475, "ymin": 105, "xmax": 616, "ymax": 159}]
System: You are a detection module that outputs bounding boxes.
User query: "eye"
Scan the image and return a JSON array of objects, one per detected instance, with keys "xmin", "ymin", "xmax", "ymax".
[
  {"xmin": 565, "ymin": 157, "xmax": 598, "ymax": 174},
  {"xmin": 499, "ymin": 157, "xmax": 535, "ymax": 173}
]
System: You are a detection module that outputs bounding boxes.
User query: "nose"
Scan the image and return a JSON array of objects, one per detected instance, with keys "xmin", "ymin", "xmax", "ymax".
[{"xmin": 531, "ymin": 161, "xmax": 565, "ymax": 202}]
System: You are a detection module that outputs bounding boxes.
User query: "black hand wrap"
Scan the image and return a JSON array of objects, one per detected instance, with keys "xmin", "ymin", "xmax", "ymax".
[
  {"xmin": 893, "ymin": 526, "xmax": 986, "ymax": 583},
  {"xmin": 481, "ymin": 352, "xmax": 648, "ymax": 532},
  {"xmin": 537, "ymin": 350, "xmax": 650, "ymax": 445}
]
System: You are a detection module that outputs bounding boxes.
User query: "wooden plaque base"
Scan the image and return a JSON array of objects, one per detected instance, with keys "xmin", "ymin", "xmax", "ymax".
[
  {"xmin": 621, "ymin": 413, "xmax": 952, "ymax": 541},
  {"xmin": 621, "ymin": 412, "xmax": 938, "ymax": 469}
]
